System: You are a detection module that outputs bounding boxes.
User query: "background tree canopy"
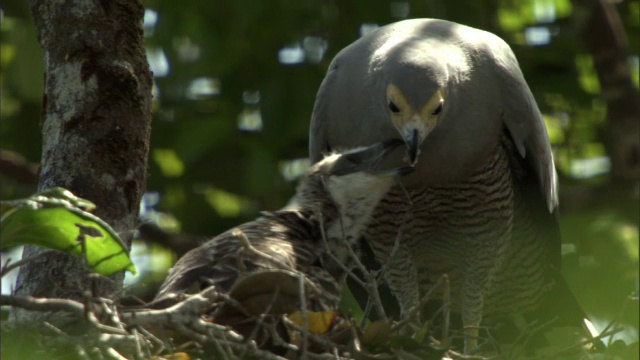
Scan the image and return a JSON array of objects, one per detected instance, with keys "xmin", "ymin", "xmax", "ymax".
[{"xmin": 1, "ymin": 0, "xmax": 638, "ymax": 350}]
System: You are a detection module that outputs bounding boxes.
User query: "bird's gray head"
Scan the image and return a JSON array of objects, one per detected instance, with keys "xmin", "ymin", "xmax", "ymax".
[
  {"xmin": 311, "ymin": 18, "xmax": 557, "ymax": 208},
  {"xmin": 370, "ymin": 23, "xmax": 475, "ymax": 165}
]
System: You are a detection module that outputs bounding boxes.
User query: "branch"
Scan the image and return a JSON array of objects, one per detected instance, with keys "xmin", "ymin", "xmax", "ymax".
[
  {"xmin": 317, "ymin": 210, "xmax": 387, "ymax": 321},
  {"xmin": 1, "ymin": 294, "xmax": 85, "ymax": 318},
  {"xmin": 1, "ymin": 250, "xmax": 56, "ymax": 278},
  {"xmin": 0, "ymin": 149, "xmax": 39, "ymax": 185},
  {"xmin": 3, "ymin": 287, "xmax": 289, "ymax": 360}
]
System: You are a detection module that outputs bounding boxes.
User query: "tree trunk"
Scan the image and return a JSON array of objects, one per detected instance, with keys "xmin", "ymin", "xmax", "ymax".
[
  {"xmin": 13, "ymin": 0, "xmax": 152, "ymax": 321},
  {"xmin": 572, "ymin": 0, "xmax": 640, "ymax": 183}
]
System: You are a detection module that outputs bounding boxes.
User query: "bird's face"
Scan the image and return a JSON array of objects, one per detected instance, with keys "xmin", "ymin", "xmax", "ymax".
[{"xmin": 386, "ymin": 83, "xmax": 445, "ymax": 165}]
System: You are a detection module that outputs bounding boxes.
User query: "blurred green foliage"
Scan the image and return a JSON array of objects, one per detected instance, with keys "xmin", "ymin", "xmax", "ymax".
[{"xmin": 0, "ymin": 0, "xmax": 637, "ymax": 349}]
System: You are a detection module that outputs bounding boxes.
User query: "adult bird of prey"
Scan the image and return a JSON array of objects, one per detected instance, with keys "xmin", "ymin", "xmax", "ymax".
[
  {"xmin": 153, "ymin": 140, "xmax": 412, "ymax": 324},
  {"xmin": 309, "ymin": 19, "xmax": 590, "ymax": 353}
]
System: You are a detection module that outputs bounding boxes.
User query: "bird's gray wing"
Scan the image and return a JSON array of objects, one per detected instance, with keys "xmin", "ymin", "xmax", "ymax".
[
  {"xmin": 490, "ymin": 40, "xmax": 558, "ymax": 213},
  {"xmin": 309, "ymin": 60, "xmax": 338, "ymax": 164},
  {"xmin": 309, "ymin": 39, "xmax": 391, "ymax": 164}
]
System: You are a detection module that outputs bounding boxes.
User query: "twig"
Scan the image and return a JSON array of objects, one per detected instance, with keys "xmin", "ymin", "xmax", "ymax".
[
  {"xmin": 442, "ymin": 274, "xmax": 451, "ymax": 343},
  {"xmin": 393, "ymin": 275, "xmax": 446, "ymax": 332},
  {"xmin": 241, "ymin": 287, "xmax": 282, "ymax": 356},
  {"xmin": 299, "ymin": 273, "xmax": 309, "ymax": 360},
  {"xmin": 0, "ymin": 149, "xmax": 39, "ymax": 185},
  {"xmin": 598, "ymin": 292, "xmax": 633, "ymax": 347},
  {"xmin": 121, "ymin": 286, "xmax": 222, "ymax": 326},
  {"xmin": 444, "ymin": 349, "xmax": 492, "ymax": 360},
  {"xmin": 136, "ymin": 326, "xmax": 165, "ymax": 353},
  {"xmin": 0, "ymin": 250, "xmax": 56, "ymax": 278},
  {"xmin": 1, "ymin": 294, "xmax": 85, "ymax": 317},
  {"xmin": 317, "ymin": 207, "xmax": 387, "ymax": 320},
  {"xmin": 233, "ymin": 228, "xmax": 292, "ymax": 271},
  {"xmin": 316, "ymin": 212, "xmax": 366, "ymax": 289},
  {"xmin": 553, "ymin": 326, "xmax": 624, "ymax": 357},
  {"xmin": 105, "ymin": 347, "xmax": 128, "ymax": 360}
]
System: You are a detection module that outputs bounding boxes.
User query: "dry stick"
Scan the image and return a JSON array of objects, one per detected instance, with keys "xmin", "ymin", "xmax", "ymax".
[
  {"xmin": 319, "ymin": 175, "xmax": 389, "ymax": 319},
  {"xmin": 1, "ymin": 294, "xmax": 127, "ymax": 336},
  {"xmin": 129, "ymin": 327, "xmax": 144, "ymax": 360},
  {"xmin": 361, "ymin": 299, "xmax": 374, "ymax": 328},
  {"xmin": 553, "ymin": 327, "xmax": 625, "ymax": 357},
  {"xmin": 282, "ymin": 316, "xmax": 332, "ymax": 354},
  {"xmin": 349, "ymin": 317, "xmax": 363, "ymax": 354},
  {"xmin": 121, "ymin": 286, "xmax": 222, "ymax": 325},
  {"xmin": 306, "ymin": 352, "xmax": 353, "ymax": 360},
  {"xmin": 235, "ymin": 245, "xmax": 248, "ymax": 274},
  {"xmin": 509, "ymin": 311, "xmax": 619, "ymax": 359},
  {"xmin": 392, "ymin": 274, "xmax": 446, "ymax": 332},
  {"xmin": 42, "ymin": 321, "xmax": 142, "ymax": 358},
  {"xmin": 199, "ymin": 321, "xmax": 241, "ymax": 360},
  {"xmin": 233, "ymin": 228, "xmax": 305, "ymax": 354},
  {"xmin": 105, "ymin": 347, "xmax": 128, "ymax": 360},
  {"xmin": 505, "ymin": 319, "xmax": 542, "ymax": 360},
  {"xmin": 242, "ymin": 287, "xmax": 285, "ymax": 357},
  {"xmin": 172, "ymin": 339, "xmax": 196, "ymax": 353},
  {"xmin": 318, "ymin": 184, "xmax": 389, "ymax": 320},
  {"xmin": 98, "ymin": 299, "xmax": 127, "ymax": 334},
  {"xmin": 0, "ymin": 250, "xmax": 56, "ymax": 278},
  {"xmin": 1, "ymin": 294, "xmax": 85, "ymax": 317},
  {"xmin": 442, "ymin": 274, "xmax": 451, "ymax": 344},
  {"xmin": 3, "ymin": 290, "xmax": 287, "ymax": 359},
  {"xmin": 507, "ymin": 316, "xmax": 563, "ymax": 360},
  {"xmin": 299, "ymin": 273, "xmax": 310, "ymax": 360},
  {"xmin": 235, "ymin": 225, "xmax": 326, "ymax": 357},
  {"xmin": 209, "ymin": 336, "xmax": 230, "ymax": 360},
  {"xmin": 480, "ymin": 326, "xmax": 500, "ymax": 356},
  {"xmin": 268, "ymin": 319, "xmax": 300, "ymax": 353},
  {"xmin": 87, "ymin": 309, "xmax": 130, "ymax": 336},
  {"xmin": 442, "ymin": 349, "xmax": 490, "ymax": 360},
  {"xmin": 202, "ymin": 320, "xmax": 237, "ymax": 360},
  {"xmin": 316, "ymin": 212, "xmax": 366, "ymax": 290},
  {"xmin": 597, "ymin": 293, "xmax": 633, "ymax": 347},
  {"xmin": 43, "ymin": 321, "xmax": 69, "ymax": 337},
  {"xmin": 317, "ymin": 210, "xmax": 386, "ymax": 321},
  {"xmin": 233, "ymin": 228, "xmax": 293, "ymax": 271},
  {"xmin": 181, "ymin": 317, "xmax": 289, "ymax": 360}
]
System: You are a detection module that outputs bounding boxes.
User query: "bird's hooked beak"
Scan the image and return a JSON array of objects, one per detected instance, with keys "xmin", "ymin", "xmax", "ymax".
[
  {"xmin": 406, "ymin": 129, "xmax": 420, "ymax": 166},
  {"xmin": 386, "ymin": 84, "xmax": 445, "ymax": 168},
  {"xmin": 328, "ymin": 139, "xmax": 414, "ymax": 177},
  {"xmin": 398, "ymin": 116, "xmax": 426, "ymax": 167}
]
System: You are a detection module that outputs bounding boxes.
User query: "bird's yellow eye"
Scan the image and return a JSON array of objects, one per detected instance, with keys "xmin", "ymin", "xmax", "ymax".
[
  {"xmin": 386, "ymin": 84, "xmax": 410, "ymax": 117},
  {"xmin": 431, "ymin": 101, "xmax": 443, "ymax": 116},
  {"xmin": 388, "ymin": 101, "xmax": 401, "ymax": 113}
]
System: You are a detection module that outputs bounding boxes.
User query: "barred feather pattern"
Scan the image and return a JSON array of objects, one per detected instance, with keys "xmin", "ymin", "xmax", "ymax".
[
  {"xmin": 366, "ymin": 131, "xmax": 553, "ymax": 324},
  {"xmin": 154, "ymin": 154, "xmax": 398, "ymax": 313},
  {"xmin": 154, "ymin": 208, "xmax": 343, "ymax": 311}
]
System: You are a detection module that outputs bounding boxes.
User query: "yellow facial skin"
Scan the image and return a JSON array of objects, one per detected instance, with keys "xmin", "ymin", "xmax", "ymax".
[{"xmin": 386, "ymin": 83, "xmax": 445, "ymax": 165}]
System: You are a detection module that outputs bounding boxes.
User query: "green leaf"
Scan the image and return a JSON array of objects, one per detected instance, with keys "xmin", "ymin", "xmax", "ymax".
[
  {"xmin": 1, "ymin": 187, "xmax": 96, "ymax": 217},
  {"xmin": 0, "ymin": 188, "xmax": 136, "ymax": 276}
]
